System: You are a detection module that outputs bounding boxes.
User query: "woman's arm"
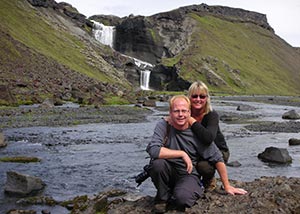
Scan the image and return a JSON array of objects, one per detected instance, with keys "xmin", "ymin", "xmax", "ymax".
[
  {"xmin": 190, "ymin": 111, "xmax": 219, "ymax": 145},
  {"xmin": 215, "ymin": 162, "xmax": 247, "ymax": 195}
]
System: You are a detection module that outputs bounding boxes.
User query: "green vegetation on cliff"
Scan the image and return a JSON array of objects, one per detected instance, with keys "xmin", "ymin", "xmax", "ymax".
[
  {"xmin": 1, "ymin": 0, "xmax": 108, "ymax": 81},
  {"xmin": 0, "ymin": 0, "xmax": 132, "ymax": 105},
  {"xmin": 178, "ymin": 14, "xmax": 300, "ymax": 95}
]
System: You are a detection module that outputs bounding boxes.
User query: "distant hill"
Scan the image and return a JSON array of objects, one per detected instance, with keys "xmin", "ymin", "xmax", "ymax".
[{"xmin": 1, "ymin": 0, "xmax": 299, "ymax": 106}]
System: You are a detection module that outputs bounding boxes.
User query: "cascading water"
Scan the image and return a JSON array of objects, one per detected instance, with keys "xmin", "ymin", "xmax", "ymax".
[
  {"xmin": 140, "ymin": 70, "xmax": 151, "ymax": 90},
  {"xmin": 92, "ymin": 20, "xmax": 153, "ymax": 90},
  {"xmin": 92, "ymin": 21, "xmax": 115, "ymax": 48},
  {"xmin": 134, "ymin": 58, "xmax": 153, "ymax": 90}
]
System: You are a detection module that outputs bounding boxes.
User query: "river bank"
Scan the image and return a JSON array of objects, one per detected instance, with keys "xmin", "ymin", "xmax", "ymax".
[
  {"xmin": 0, "ymin": 104, "xmax": 152, "ymax": 129},
  {"xmin": 1, "ymin": 95, "xmax": 300, "ymax": 129}
]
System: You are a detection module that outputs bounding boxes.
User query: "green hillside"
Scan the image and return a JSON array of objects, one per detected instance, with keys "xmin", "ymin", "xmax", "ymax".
[
  {"xmin": 169, "ymin": 14, "xmax": 300, "ymax": 95},
  {"xmin": 2, "ymin": 0, "xmax": 125, "ymax": 81},
  {"xmin": 0, "ymin": 0, "xmax": 132, "ymax": 105}
]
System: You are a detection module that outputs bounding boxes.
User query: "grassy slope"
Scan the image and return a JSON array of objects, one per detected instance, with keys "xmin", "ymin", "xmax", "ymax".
[
  {"xmin": 179, "ymin": 14, "xmax": 300, "ymax": 95},
  {"xmin": 0, "ymin": 0, "xmax": 116, "ymax": 82}
]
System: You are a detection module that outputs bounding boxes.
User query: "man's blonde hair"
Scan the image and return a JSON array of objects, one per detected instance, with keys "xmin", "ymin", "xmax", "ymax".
[{"xmin": 169, "ymin": 95, "xmax": 191, "ymax": 111}]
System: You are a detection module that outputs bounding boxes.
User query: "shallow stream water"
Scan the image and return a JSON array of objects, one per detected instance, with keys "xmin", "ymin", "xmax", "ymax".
[{"xmin": 1, "ymin": 99, "xmax": 300, "ymax": 213}]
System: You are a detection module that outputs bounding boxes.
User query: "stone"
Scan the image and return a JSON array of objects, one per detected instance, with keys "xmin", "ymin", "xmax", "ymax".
[
  {"xmin": 4, "ymin": 171, "xmax": 46, "ymax": 196},
  {"xmin": 282, "ymin": 109, "xmax": 300, "ymax": 120},
  {"xmin": 226, "ymin": 160, "xmax": 242, "ymax": 167},
  {"xmin": 258, "ymin": 147, "xmax": 292, "ymax": 164},
  {"xmin": 236, "ymin": 104, "xmax": 256, "ymax": 111},
  {"xmin": 289, "ymin": 138, "xmax": 300, "ymax": 146},
  {"xmin": 143, "ymin": 99, "xmax": 156, "ymax": 107}
]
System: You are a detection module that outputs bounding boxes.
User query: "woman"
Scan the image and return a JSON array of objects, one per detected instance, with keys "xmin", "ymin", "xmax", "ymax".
[{"xmin": 187, "ymin": 81, "xmax": 230, "ymax": 191}]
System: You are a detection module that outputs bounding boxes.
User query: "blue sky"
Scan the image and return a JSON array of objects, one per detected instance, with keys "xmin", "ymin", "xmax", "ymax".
[{"xmin": 58, "ymin": 0, "xmax": 300, "ymax": 47}]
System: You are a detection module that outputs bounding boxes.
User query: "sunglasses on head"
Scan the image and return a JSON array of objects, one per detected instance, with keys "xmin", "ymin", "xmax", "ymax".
[{"xmin": 191, "ymin": 94, "xmax": 207, "ymax": 99}]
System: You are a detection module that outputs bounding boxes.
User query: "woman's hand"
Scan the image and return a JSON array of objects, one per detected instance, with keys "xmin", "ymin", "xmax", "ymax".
[
  {"xmin": 164, "ymin": 116, "xmax": 173, "ymax": 126},
  {"xmin": 188, "ymin": 116, "xmax": 197, "ymax": 126},
  {"xmin": 224, "ymin": 185, "xmax": 248, "ymax": 195}
]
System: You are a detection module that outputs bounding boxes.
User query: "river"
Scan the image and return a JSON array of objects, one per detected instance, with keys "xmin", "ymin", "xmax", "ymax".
[{"xmin": 1, "ymin": 98, "xmax": 300, "ymax": 213}]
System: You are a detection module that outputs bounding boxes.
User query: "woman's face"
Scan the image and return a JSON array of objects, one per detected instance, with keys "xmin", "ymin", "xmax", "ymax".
[{"xmin": 189, "ymin": 90, "xmax": 208, "ymax": 110}]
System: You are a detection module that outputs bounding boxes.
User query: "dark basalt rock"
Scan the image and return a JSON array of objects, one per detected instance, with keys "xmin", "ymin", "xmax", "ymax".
[{"xmin": 258, "ymin": 147, "xmax": 292, "ymax": 164}]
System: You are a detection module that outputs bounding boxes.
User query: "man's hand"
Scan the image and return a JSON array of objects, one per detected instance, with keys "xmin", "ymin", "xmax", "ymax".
[{"xmin": 181, "ymin": 152, "xmax": 193, "ymax": 174}]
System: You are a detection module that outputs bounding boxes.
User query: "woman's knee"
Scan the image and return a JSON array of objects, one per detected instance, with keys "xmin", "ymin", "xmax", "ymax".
[{"xmin": 196, "ymin": 160, "xmax": 215, "ymax": 177}]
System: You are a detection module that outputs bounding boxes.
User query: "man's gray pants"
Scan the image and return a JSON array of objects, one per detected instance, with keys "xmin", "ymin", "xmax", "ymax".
[{"xmin": 149, "ymin": 159, "xmax": 203, "ymax": 208}]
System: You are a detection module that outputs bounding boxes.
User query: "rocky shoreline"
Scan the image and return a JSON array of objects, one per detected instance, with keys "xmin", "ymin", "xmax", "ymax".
[{"xmin": 7, "ymin": 176, "xmax": 300, "ymax": 214}]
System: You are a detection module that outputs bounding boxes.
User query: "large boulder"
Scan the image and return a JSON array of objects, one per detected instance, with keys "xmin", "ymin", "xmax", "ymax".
[
  {"xmin": 258, "ymin": 147, "xmax": 292, "ymax": 164},
  {"xmin": 4, "ymin": 171, "xmax": 46, "ymax": 196}
]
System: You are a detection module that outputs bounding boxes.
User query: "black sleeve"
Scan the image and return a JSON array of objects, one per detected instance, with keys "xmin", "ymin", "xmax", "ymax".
[{"xmin": 190, "ymin": 111, "xmax": 219, "ymax": 146}]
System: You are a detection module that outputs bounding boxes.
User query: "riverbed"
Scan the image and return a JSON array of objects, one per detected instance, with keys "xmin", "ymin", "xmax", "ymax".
[{"xmin": 1, "ymin": 97, "xmax": 300, "ymax": 213}]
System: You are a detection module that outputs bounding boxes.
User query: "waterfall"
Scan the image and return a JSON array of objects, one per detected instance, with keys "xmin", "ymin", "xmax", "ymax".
[
  {"xmin": 91, "ymin": 21, "xmax": 153, "ymax": 90},
  {"xmin": 134, "ymin": 58, "xmax": 153, "ymax": 90},
  {"xmin": 92, "ymin": 21, "xmax": 115, "ymax": 48},
  {"xmin": 140, "ymin": 70, "xmax": 151, "ymax": 90}
]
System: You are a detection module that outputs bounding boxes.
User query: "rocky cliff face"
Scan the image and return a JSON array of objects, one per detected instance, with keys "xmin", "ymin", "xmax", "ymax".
[{"xmin": 107, "ymin": 3, "xmax": 277, "ymax": 91}]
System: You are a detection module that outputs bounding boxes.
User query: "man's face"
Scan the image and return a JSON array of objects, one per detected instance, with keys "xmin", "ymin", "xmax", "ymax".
[{"xmin": 170, "ymin": 98, "xmax": 190, "ymax": 130}]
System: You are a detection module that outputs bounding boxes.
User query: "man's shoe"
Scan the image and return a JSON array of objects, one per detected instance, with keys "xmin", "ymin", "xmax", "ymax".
[
  {"xmin": 152, "ymin": 201, "xmax": 167, "ymax": 213},
  {"xmin": 205, "ymin": 177, "xmax": 217, "ymax": 192}
]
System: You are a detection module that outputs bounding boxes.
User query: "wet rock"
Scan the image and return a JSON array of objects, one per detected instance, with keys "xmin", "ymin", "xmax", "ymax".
[
  {"xmin": 143, "ymin": 99, "xmax": 156, "ymax": 107},
  {"xmin": 257, "ymin": 147, "xmax": 292, "ymax": 164},
  {"xmin": 236, "ymin": 104, "xmax": 256, "ymax": 111},
  {"xmin": 4, "ymin": 171, "xmax": 46, "ymax": 197},
  {"xmin": 226, "ymin": 160, "xmax": 241, "ymax": 167},
  {"xmin": 289, "ymin": 138, "xmax": 300, "ymax": 146},
  {"xmin": 219, "ymin": 114, "xmax": 241, "ymax": 122},
  {"xmin": 0, "ymin": 132, "xmax": 7, "ymax": 148},
  {"xmin": 282, "ymin": 109, "xmax": 300, "ymax": 120}
]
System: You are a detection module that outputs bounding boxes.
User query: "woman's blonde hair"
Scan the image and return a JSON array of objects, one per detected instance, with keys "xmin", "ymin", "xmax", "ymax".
[
  {"xmin": 169, "ymin": 95, "xmax": 191, "ymax": 111},
  {"xmin": 187, "ymin": 81, "xmax": 212, "ymax": 114}
]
